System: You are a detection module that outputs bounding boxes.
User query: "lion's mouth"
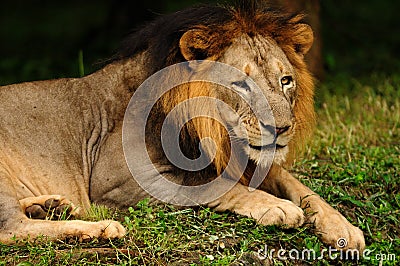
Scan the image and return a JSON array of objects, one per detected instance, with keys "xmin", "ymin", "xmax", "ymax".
[{"xmin": 249, "ymin": 143, "xmax": 287, "ymax": 151}]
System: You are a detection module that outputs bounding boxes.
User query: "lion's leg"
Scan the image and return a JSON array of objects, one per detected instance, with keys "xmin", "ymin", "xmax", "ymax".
[
  {"xmin": 208, "ymin": 182, "xmax": 304, "ymax": 228},
  {"xmin": 1, "ymin": 216, "xmax": 126, "ymax": 244},
  {"xmin": 0, "ymin": 172, "xmax": 125, "ymax": 244},
  {"xmin": 262, "ymin": 165, "xmax": 365, "ymax": 250},
  {"xmin": 19, "ymin": 195, "xmax": 82, "ymax": 220}
]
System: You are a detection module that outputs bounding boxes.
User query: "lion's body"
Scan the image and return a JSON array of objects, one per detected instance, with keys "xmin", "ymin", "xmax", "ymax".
[
  {"xmin": 0, "ymin": 57, "xmax": 150, "ymax": 206},
  {"xmin": 0, "ymin": 1, "xmax": 364, "ymax": 250}
]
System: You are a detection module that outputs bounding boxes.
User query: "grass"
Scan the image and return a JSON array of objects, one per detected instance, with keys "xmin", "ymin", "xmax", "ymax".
[{"xmin": 0, "ymin": 73, "xmax": 399, "ymax": 265}]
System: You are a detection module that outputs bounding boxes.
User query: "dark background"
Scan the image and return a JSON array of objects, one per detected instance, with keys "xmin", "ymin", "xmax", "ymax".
[{"xmin": 0, "ymin": 0, "xmax": 399, "ymax": 85}]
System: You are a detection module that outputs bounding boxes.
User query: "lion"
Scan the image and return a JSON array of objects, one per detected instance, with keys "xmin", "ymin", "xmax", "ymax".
[{"xmin": 0, "ymin": 0, "xmax": 364, "ymax": 250}]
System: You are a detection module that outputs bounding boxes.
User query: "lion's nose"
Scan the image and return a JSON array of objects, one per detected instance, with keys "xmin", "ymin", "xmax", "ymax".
[{"xmin": 276, "ymin": 126, "xmax": 290, "ymax": 136}]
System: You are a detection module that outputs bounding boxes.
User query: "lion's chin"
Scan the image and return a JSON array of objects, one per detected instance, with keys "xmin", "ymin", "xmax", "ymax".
[
  {"xmin": 272, "ymin": 146, "xmax": 289, "ymax": 165},
  {"xmin": 248, "ymin": 145, "xmax": 288, "ymax": 168}
]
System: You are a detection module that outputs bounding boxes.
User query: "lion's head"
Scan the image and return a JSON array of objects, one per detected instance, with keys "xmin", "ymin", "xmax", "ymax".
[{"xmin": 119, "ymin": 0, "xmax": 315, "ymax": 183}]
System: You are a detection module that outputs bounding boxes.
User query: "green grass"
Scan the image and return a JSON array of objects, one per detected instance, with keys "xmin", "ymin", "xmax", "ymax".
[{"xmin": 1, "ymin": 73, "xmax": 399, "ymax": 265}]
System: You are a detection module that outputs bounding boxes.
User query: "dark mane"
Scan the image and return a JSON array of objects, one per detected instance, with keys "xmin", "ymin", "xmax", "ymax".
[{"xmin": 114, "ymin": 0, "xmax": 301, "ymax": 72}]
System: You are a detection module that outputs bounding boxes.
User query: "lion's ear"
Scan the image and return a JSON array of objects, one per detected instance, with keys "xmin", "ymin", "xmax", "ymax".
[
  {"xmin": 291, "ymin": 23, "xmax": 314, "ymax": 56},
  {"xmin": 179, "ymin": 29, "xmax": 211, "ymax": 60}
]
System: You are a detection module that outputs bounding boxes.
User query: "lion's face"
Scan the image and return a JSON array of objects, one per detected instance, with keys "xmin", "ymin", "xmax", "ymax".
[
  {"xmin": 178, "ymin": 17, "xmax": 314, "ymax": 170},
  {"xmin": 215, "ymin": 34, "xmax": 297, "ymax": 166}
]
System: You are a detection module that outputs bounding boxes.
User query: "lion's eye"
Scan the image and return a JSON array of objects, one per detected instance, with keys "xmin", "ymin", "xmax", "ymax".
[
  {"xmin": 280, "ymin": 76, "xmax": 294, "ymax": 94},
  {"xmin": 281, "ymin": 76, "xmax": 293, "ymax": 87}
]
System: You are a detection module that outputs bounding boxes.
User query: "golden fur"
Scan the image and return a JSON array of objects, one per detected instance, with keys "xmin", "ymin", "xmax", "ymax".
[{"xmin": 0, "ymin": 1, "xmax": 364, "ymax": 250}]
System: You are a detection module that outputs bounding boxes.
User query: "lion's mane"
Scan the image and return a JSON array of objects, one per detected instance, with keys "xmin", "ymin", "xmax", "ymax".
[{"xmin": 116, "ymin": 0, "xmax": 315, "ymax": 182}]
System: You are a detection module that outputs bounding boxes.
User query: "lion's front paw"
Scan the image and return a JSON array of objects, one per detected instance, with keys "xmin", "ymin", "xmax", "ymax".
[
  {"xmin": 256, "ymin": 199, "xmax": 305, "ymax": 228},
  {"xmin": 311, "ymin": 209, "xmax": 365, "ymax": 251},
  {"xmin": 20, "ymin": 195, "xmax": 80, "ymax": 220},
  {"xmin": 209, "ymin": 184, "xmax": 305, "ymax": 229},
  {"xmin": 80, "ymin": 220, "xmax": 126, "ymax": 241},
  {"xmin": 99, "ymin": 220, "xmax": 127, "ymax": 239},
  {"xmin": 228, "ymin": 192, "xmax": 305, "ymax": 228}
]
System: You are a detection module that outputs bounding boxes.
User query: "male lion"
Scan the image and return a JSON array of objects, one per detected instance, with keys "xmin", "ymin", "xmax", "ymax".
[{"xmin": 0, "ymin": 1, "xmax": 364, "ymax": 250}]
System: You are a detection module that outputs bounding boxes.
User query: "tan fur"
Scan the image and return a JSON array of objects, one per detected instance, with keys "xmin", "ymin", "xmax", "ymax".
[{"xmin": 0, "ymin": 2, "xmax": 364, "ymax": 250}]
